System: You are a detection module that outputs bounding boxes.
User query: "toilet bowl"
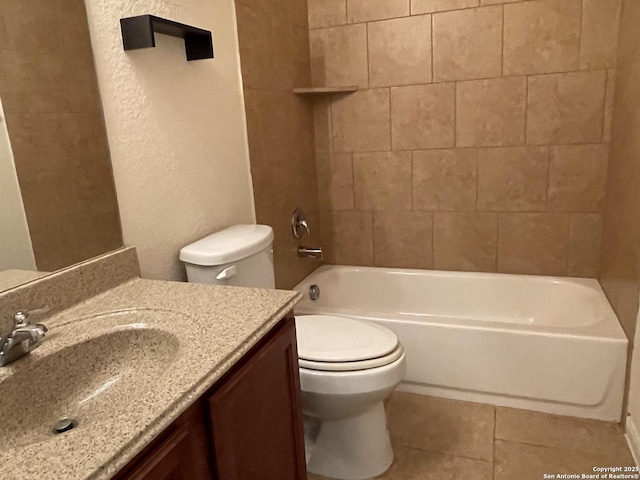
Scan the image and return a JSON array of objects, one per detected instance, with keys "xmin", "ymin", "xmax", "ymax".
[{"xmin": 296, "ymin": 315, "xmax": 407, "ymax": 480}]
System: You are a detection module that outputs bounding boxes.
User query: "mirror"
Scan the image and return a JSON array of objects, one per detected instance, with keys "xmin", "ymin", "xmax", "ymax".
[{"xmin": 0, "ymin": 1, "xmax": 123, "ymax": 291}]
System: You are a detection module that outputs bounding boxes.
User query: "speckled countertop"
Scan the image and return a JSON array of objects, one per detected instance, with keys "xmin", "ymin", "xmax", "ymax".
[{"xmin": 0, "ymin": 262, "xmax": 302, "ymax": 479}]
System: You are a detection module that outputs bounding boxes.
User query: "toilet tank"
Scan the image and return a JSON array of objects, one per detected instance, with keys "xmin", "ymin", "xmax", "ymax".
[{"xmin": 180, "ymin": 225, "xmax": 275, "ymax": 289}]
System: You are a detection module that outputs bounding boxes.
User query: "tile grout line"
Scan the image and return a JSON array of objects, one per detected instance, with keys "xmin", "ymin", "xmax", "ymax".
[
  {"xmin": 371, "ymin": 207, "xmax": 377, "ymax": 266},
  {"xmin": 395, "ymin": 442, "xmax": 497, "ymax": 465},
  {"xmin": 430, "ymin": 13, "xmax": 434, "ymax": 83},
  {"xmin": 454, "ymin": 81, "xmax": 458, "ymax": 148},
  {"xmin": 307, "ymin": 3, "xmax": 498, "ymax": 29},
  {"xmin": 388, "ymin": 87, "xmax": 393, "ymax": 151},
  {"xmin": 495, "ymin": 211, "xmax": 500, "ymax": 272},
  {"xmin": 365, "ymin": 21, "xmax": 371, "ymax": 89},
  {"xmin": 331, "ymin": 141, "xmax": 612, "ymax": 156},
  {"xmin": 410, "ymin": 150, "xmax": 415, "ymax": 211},
  {"xmin": 578, "ymin": 0, "xmax": 585, "ymax": 70},
  {"xmin": 492, "ymin": 407, "xmax": 497, "ymax": 480},
  {"xmin": 500, "ymin": 5, "xmax": 505, "ymax": 78},
  {"xmin": 349, "ymin": 152, "xmax": 355, "ymax": 210},
  {"xmin": 475, "ymin": 149, "xmax": 480, "ymax": 212},
  {"xmin": 524, "ymin": 75, "xmax": 529, "ymax": 145},
  {"xmin": 565, "ymin": 211, "xmax": 572, "ymax": 275},
  {"xmin": 601, "ymin": 69, "xmax": 610, "ymax": 142},
  {"xmin": 430, "ymin": 210, "xmax": 435, "ymax": 268},
  {"xmin": 296, "ymin": 66, "xmax": 610, "ymax": 90},
  {"xmin": 544, "ymin": 146, "xmax": 551, "ymax": 213}
]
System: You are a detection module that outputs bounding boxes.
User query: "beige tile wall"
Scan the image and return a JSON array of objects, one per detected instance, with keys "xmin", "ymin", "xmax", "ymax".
[
  {"xmin": 600, "ymin": 0, "xmax": 640, "ymax": 340},
  {"xmin": 0, "ymin": 0, "xmax": 122, "ymax": 272},
  {"xmin": 310, "ymin": 0, "xmax": 620, "ymax": 276},
  {"xmin": 235, "ymin": 0, "xmax": 322, "ymax": 289}
]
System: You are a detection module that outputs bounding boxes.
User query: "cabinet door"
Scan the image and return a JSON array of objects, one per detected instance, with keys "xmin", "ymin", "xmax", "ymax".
[
  {"xmin": 208, "ymin": 318, "xmax": 306, "ymax": 480},
  {"xmin": 124, "ymin": 426, "xmax": 190, "ymax": 480},
  {"xmin": 115, "ymin": 403, "xmax": 212, "ymax": 480}
]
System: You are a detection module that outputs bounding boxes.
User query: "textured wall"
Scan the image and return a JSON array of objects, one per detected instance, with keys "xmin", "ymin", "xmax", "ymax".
[
  {"xmin": 235, "ymin": 0, "xmax": 322, "ymax": 289},
  {"xmin": 600, "ymin": 0, "xmax": 640, "ymax": 341},
  {"xmin": 84, "ymin": 0, "xmax": 256, "ymax": 281},
  {"xmin": 0, "ymin": 0, "xmax": 122, "ymax": 272},
  {"xmin": 310, "ymin": 0, "xmax": 619, "ymax": 277}
]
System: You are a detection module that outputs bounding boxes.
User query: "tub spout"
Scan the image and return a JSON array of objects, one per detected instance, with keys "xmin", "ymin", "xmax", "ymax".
[{"xmin": 298, "ymin": 246, "xmax": 323, "ymax": 261}]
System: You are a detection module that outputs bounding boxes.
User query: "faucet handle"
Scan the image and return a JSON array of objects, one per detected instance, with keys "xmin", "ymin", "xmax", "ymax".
[
  {"xmin": 14, "ymin": 306, "xmax": 51, "ymax": 327},
  {"xmin": 291, "ymin": 209, "xmax": 311, "ymax": 239}
]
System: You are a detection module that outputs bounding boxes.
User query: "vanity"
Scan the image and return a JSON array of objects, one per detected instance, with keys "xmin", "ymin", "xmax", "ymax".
[
  {"xmin": 115, "ymin": 315, "xmax": 304, "ymax": 480},
  {"xmin": 0, "ymin": 248, "xmax": 307, "ymax": 480}
]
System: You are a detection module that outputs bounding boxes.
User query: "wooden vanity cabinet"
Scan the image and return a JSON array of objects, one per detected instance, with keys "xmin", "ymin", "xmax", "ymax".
[{"xmin": 114, "ymin": 316, "xmax": 307, "ymax": 480}]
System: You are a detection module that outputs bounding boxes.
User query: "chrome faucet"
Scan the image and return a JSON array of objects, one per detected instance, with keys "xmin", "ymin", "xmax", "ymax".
[
  {"xmin": 0, "ymin": 307, "xmax": 50, "ymax": 367},
  {"xmin": 298, "ymin": 246, "xmax": 324, "ymax": 261}
]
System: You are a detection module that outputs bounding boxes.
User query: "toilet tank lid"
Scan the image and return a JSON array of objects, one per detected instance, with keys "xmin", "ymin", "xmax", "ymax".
[{"xmin": 180, "ymin": 225, "xmax": 274, "ymax": 266}]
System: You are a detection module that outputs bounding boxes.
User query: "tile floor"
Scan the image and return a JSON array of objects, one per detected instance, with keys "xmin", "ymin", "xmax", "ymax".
[{"xmin": 308, "ymin": 392, "xmax": 636, "ymax": 480}]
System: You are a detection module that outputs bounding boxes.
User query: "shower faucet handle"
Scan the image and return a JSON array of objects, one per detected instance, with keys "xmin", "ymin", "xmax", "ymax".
[{"xmin": 291, "ymin": 208, "xmax": 311, "ymax": 239}]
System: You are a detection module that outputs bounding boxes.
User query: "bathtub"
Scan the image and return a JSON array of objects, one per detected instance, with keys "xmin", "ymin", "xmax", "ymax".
[{"xmin": 294, "ymin": 265, "xmax": 628, "ymax": 422}]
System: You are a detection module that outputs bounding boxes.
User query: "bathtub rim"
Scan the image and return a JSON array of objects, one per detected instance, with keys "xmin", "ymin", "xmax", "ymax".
[{"xmin": 293, "ymin": 265, "xmax": 627, "ymax": 341}]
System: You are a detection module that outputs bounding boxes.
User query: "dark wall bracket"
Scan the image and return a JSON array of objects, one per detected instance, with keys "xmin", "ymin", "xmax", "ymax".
[{"xmin": 120, "ymin": 15, "xmax": 214, "ymax": 61}]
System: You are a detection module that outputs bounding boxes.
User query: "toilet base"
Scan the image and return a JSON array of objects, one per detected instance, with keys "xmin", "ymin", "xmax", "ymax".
[{"xmin": 305, "ymin": 401, "xmax": 393, "ymax": 480}]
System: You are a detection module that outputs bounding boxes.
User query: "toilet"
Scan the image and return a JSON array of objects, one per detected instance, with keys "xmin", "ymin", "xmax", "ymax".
[
  {"xmin": 180, "ymin": 225, "xmax": 406, "ymax": 480},
  {"xmin": 297, "ymin": 315, "xmax": 406, "ymax": 480}
]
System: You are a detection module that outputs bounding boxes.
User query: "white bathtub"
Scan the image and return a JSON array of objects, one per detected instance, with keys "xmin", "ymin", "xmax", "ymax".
[{"xmin": 294, "ymin": 265, "xmax": 629, "ymax": 422}]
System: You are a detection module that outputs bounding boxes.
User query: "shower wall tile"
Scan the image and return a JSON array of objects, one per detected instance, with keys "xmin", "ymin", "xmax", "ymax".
[
  {"xmin": 353, "ymin": 152, "xmax": 412, "ymax": 210},
  {"xmin": 321, "ymin": 211, "xmax": 375, "ymax": 265},
  {"xmin": 432, "ymin": 6, "xmax": 503, "ymax": 82},
  {"xmin": 580, "ymin": 0, "xmax": 621, "ymax": 70},
  {"xmin": 307, "ymin": 0, "xmax": 620, "ymax": 278},
  {"xmin": 412, "ymin": 0, "xmax": 479, "ymax": 15},
  {"xmin": 237, "ymin": 0, "xmax": 308, "ymax": 27},
  {"xmin": 600, "ymin": 0, "xmax": 640, "ymax": 340},
  {"xmin": 413, "ymin": 149, "xmax": 478, "ymax": 211},
  {"xmin": 456, "ymin": 77, "xmax": 527, "ymax": 147},
  {"xmin": 368, "ymin": 15, "xmax": 432, "ymax": 87},
  {"xmin": 433, "ymin": 212, "xmax": 498, "ymax": 272},
  {"xmin": 316, "ymin": 152, "xmax": 355, "ymax": 210},
  {"xmin": 503, "ymin": 0, "xmax": 581, "ymax": 76},
  {"xmin": 391, "ymin": 83, "xmax": 455, "ymax": 150},
  {"xmin": 373, "ymin": 211, "xmax": 433, "ymax": 268},
  {"xmin": 498, "ymin": 213, "xmax": 570, "ymax": 275},
  {"xmin": 568, "ymin": 213, "xmax": 603, "ymax": 278},
  {"xmin": 310, "ymin": 24, "xmax": 369, "ymax": 88},
  {"xmin": 477, "ymin": 147, "xmax": 549, "ymax": 212},
  {"xmin": 312, "ymin": 98, "xmax": 333, "ymax": 154},
  {"xmin": 237, "ymin": 4, "xmax": 312, "ymax": 91},
  {"xmin": 526, "ymin": 71, "xmax": 607, "ymax": 145},
  {"xmin": 547, "ymin": 145, "xmax": 608, "ymax": 213},
  {"xmin": 308, "ymin": 0, "xmax": 346, "ymax": 29},
  {"xmin": 332, "ymin": 88, "xmax": 391, "ymax": 151},
  {"xmin": 348, "ymin": 0, "xmax": 410, "ymax": 23}
]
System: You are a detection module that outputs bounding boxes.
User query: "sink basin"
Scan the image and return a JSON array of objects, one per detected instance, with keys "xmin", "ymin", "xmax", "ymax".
[{"xmin": 0, "ymin": 309, "xmax": 181, "ymax": 451}]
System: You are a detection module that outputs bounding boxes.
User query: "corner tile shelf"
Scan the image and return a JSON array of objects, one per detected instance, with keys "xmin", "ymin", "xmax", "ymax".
[
  {"xmin": 120, "ymin": 15, "xmax": 214, "ymax": 61},
  {"xmin": 293, "ymin": 86, "xmax": 359, "ymax": 95}
]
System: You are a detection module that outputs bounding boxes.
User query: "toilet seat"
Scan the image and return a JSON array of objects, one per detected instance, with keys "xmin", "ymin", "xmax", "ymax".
[
  {"xmin": 296, "ymin": 315, "xmax": 401, "ymax": 371},
  {"xmin": 299, "ymin": 344, "xmax": 404, "ymax": 371}
]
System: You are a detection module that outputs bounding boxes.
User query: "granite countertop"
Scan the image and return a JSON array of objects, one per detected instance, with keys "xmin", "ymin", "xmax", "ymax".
[{"xmin": 0, "ymin": 277, "xmax": 302, "ymax": 480}]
